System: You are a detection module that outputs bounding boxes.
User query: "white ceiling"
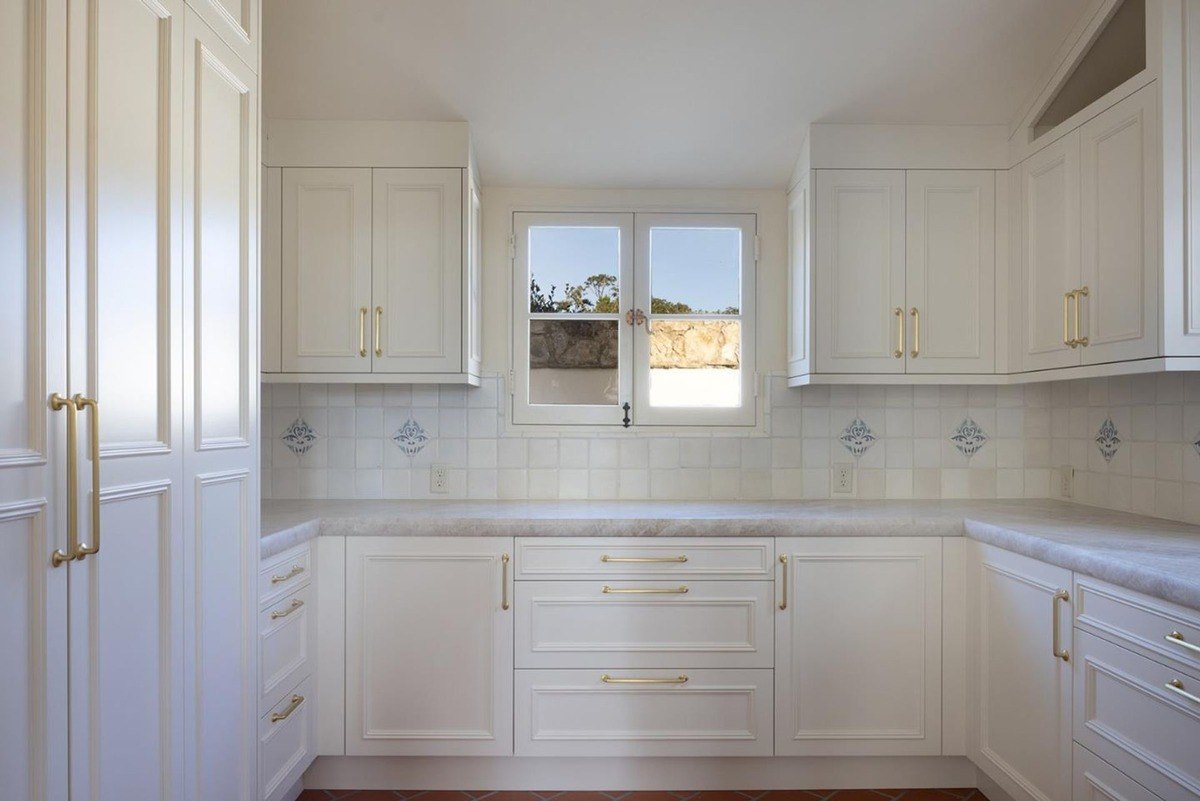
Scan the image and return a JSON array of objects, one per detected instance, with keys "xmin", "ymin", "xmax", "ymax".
[{"xmin": 262, "ymin": 0, "xmax": 1092, "ymax": 188}]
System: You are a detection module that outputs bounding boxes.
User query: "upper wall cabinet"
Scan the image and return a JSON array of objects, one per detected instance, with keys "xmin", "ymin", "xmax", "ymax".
[{"xmin": 185, "ymin": 0, "xmax": 259, "ymax": 70}]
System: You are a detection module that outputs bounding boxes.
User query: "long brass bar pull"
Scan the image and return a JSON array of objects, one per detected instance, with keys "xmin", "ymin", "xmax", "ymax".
[
  {"xmin": 270, "ymin": 694, "xmax": 305, "ymax": 723},
  {"xmin": 374, "ymin": 306, "xmax": 383, "ymax": 357},
  {"xmin": 909, "ymin": 307, "xmax": 920, "ymax": 358},
  {"xmin": 601, "ymin": 674, "xmax": 688, "ymax": 685},
  {"xmin": 1165, "ymin": 678, "xmax": 1200, "ymax": 705},
  {"xmin": 358, "ymin": 307, "xmax": 368, "ymax": 357},
  {"xmin": 1165, "ymin": 631, "xmax": 1200, "ymax": 656},
  {"xmin": 73, "ymin": 395, "xmax": 100, "ymax": 559},
  {"xmin": 778, "ymin": 553, "xmax": 788, "ymax": 610},
  {"xmin": 893, "ymin": 307, "xmax": 905, "ymax": 358},
  {"xmin": 602, "ymin": 585, "xmax": 688, "ymax": 594},
  {"xmin": 601, "ymin": 554, "xmax": 687, "ymax": 563},
  {"xmin": 1052, "ymin": 589, "xmax": 1070, "ymax": 662},
  {"xmin": 1063, "ymin": 292, "xmax": 1073, "ymax": 347},
  {"xmin": 1073, "ymin": 287, "xmax": 1089, "ymax": 347},
  {"xmin": 50, "ymin": 394, "xmax": 79, "ymax": 567},
  {"xmin": 501, "ymin": 553, "xmax": 510, "ymax": 611}
]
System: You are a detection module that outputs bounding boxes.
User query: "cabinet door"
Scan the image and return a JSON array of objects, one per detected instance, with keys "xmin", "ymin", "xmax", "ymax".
[
  {"xmin": 906, "ymin": 171, "xmax": 996, "ymax": 374},
  {"xmin": 1021, "ymin": 133, "xmax": 1082, "ymax": 371},
  {"xmin": 262, "ymin": 166, "xmax": 281, "ymax": 372},
  {"xmin": 345, "ymin": 537, "xmax": 513, "ymax": 756},
  {"xmin": 1079, "ymin": 85, "xmax": 1159, "ymax": 365},
  {"xmin": 813, "ymin": 170, "xmax": 906, "ymax": 374},
  {"xmin": 371, "ymin": 168, "xmax": 463, "ymax": 374},
  {"xmin": 775, "ymin": 537, "xmax": 942, "ymax": 756},
  {"xmin": 787, "ymin": 176, "xmax": 812, "ymax": 378},
  {"xmin": 281, "ymin": 168, "xmax": 372, "ymax": 373},
  {"xmin": 968, "ymin": 542, "xmax": 1073, "ymax": 801},
  {"xmin": 183, "ymin": 0, "xmax": 258, "ymax": 72}
]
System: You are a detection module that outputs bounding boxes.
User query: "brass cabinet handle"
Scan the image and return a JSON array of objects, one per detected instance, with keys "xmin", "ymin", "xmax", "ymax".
[
  {"xmin": 501, "ymin": 553, "xmax": 510, "ymax": 611},
  {"xmin": 1063, "ymin": 292, "xmax": 1073, "ymax": 347},
  {"xmin": 1073, "ymin": 286, "xmax": 1089, "ymax": 347},
  {"xmin": 269, "ymin": 599, "xmax": 304, "ymax": 620},
  {"xmin": 270, "ymin": 564, "xmax": 305, "ymax": 584},
  {"xmin": 893, "ymin": 307, "xmax": 904, "ymax": 358},
  {"xmin": 270, "ymin": 694, "xmax": 305, "ymax": 723},
  {"xmin": 50, "ymin": 393, "xmax": 80, "ymax": 567},
  {"xmin": 778, "ymin": 553, "xmax": 788, "ymax": 610},
  {"xmin": 72, "ymin": 395, "xmax": 100, "ymax": 559},
  {"xmin": 909, "ymin": 307, "xmax": 920, "ymax": 358},
  {"xmin": 601, "ymin": 674, "xmax": 688, "ymax": 685},
  {"xmin": 1052, "ymin": 588, "xmax": 1070, "ymax": 662},
  {"xmin": 1165, "ymin": 631, "xmax": 1200, "ymax": 655},
  {"xmin": 374, "ymin": 306, "xmax": 383, "ymax": 357},
  {"xmin": 600, "ymin": 554, "xmax": 687, "ymax": 563},
  {"xmin": 1165, "ymin": 678, "xmax": 1200, "ymax": 705},
  {"xmin": 602, "ymin": 585, "xmax": 688, "ymax": 594},
  {"xmin": 358, "ymin": 306, "xmax": 368, "ymax": 357}
]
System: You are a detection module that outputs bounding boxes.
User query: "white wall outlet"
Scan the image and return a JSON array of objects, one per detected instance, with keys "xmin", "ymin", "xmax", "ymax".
[
  {"xmin": 833, "ymin": 463, "xmax": 854, "ymax": 494},
  {"xmin": 1058, "ymin": 465, "xmax": 1074, "ymax": 499},
  {"xmin": 431, "ymin": 463, "xmax": 450, "ymax": 494}
]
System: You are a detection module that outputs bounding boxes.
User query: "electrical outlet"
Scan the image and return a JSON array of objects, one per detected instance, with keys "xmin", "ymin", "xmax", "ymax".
[
  {"xmin": 431, "ymin": 463, "xmax": 450, "ymax": 494},
  {"xmin": 1058, "ymin": 465, "xmax": 1074, "ymax": 499},
  {"xmin": 833, "ymin": 463, "xmax": 854, "ymax": 494}
]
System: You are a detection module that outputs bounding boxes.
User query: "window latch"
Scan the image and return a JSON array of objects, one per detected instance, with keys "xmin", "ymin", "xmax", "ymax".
[
  {"xmin": 621, "ymin": 402, "xmax": 631, "ymax": 428},
  {"xmin": 624, "ymin": 309, "xmax": 647, "ymax": 327}
]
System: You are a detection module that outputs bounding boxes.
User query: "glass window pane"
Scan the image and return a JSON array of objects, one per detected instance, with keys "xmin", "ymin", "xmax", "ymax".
[
  {"xmin": 528, "ymin": 226, "xmax": 621, "ymax": 313},
  {"xmin": 648, "ymin": 319, "xmax": 740, "ymax": 407},
  {"xmin": 649, "ymin": 227, "xmax": 741, "ymax": 315},
  {"xmin": 529, "ymin": 319, "xmax": 619, "ymax": 405}
]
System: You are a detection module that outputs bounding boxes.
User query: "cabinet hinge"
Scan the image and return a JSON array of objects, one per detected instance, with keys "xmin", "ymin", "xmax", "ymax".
[
  {"xmin": 754, "ymin": 235, "xmax": 761, "ymax": 262},
  {"xmin": 507, "ymin": 233, "xmax": 516, "ymax": 260},
  {"xmin": 754, "ymin": 371, "xmax": 760, "ymax": 397},
  {"xmin": 507, "ymin": 370, "xmax": 515, "ymax": 395}
]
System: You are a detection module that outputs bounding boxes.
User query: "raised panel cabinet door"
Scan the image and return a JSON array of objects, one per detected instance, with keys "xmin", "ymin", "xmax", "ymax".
[
  {"xmin": 262, "ymin": 166, "xmax": 282, "ymax": 372},
  {"xmin": 813, "ymin": 170, "xmax": 906, "ymax": 374},
  {"xmin": 967, "ymin": 542, "xmax": 1073, "ymax": 801},
  {"xmin": 775, "ymin": 537, "xmax": 943, "ymax": 756},
  {"xmin": 787, "ymin": 177, "xmax": 812, "ymax": 378},
  {"xmin": 1022, "ymin": 132, "xmax": 1082, "ymax": 371},
  {"xmin": 281, "ymin": 167, "xmax": 373, "ymax": 373},
  {"xmin": 371, "ymin": 168, "xmax": 464, "ymax": 374},
  {"xmin": 465, "ymin": 170, "xmax": 483, "ymax": 377},
  {"xmin": 905, "ymin": 170, "xmax": 996, "ymax": 374},
  {"xmin": 1079, "ymin": 85, "xmax": 1159, "ymax": 365},
  {"xmin": 184, "ymin": 0, "xmax": 258, "ymax": 73},
  {"xmin": 345, "ymin": 537, "xmax": 514, "ymax": 756}
]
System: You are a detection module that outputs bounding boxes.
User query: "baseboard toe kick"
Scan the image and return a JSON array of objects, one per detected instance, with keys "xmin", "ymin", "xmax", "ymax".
[{"xmin": 303, "ymin": 755, "xmax": 979, "ymax": 791}]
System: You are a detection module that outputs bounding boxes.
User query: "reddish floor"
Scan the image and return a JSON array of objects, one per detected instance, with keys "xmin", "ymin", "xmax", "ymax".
[{"xmin": 297, "ymin": 789, "xmax": 989, "ymax": 801}]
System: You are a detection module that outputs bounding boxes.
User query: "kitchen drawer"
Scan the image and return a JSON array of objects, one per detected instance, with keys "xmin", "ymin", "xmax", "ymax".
[
  {"xmin": 515, "ymin": 537, "xmax": 774, "ymax": 581},
  {"xmin": 1074, "ymin": 630, "xmax": 1200, "ymax": 801},
  {"xmin": 1074, "ymin": 743, "xmax": 1165, "ymax": 801},
  {"xmin": 514, "ymin": 668, "xmax": 773, "ymax": 756},
  {"xmin": 516, "ymin": 580, "xmax": 773, "ymax": 669},
  {"xmin": 261, "ymin": 584, "xmax": 313, "ymax": 709},
  {"xmin": 1075, "ymin": 575, "xmax": 1200, "ymax": 681},
  {"xmin": 260, "ymin": 675, "xmax": 315, "ymax": 801},
  {"xmin": 259, "ymin": 543, "xmax": 312, "ymax": 608}
]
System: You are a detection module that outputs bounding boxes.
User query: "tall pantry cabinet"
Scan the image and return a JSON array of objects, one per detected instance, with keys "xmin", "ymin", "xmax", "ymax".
[{"xmin": 0, "ymin": 1, "xmax": 261, "ymax": 800}]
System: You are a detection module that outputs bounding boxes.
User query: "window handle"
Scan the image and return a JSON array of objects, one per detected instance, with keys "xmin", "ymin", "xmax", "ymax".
[{"xmin": 621, "ymin": 402, "xmax": 631, "ymax": 428}]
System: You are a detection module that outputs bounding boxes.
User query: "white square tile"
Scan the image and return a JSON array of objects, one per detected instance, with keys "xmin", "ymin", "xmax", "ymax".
[
  {"xmin": 679, "ymin": 438, "xmax": 711, "ymax": 467},
  {"xmin": 559, "ymin": 439, "xmax": 589, "ymax": 468}
]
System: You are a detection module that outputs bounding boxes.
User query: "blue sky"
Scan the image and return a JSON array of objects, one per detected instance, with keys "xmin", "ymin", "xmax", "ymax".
[{"xmin": 528, "ymin": 225, "xmax": 741, "ymax": 313}]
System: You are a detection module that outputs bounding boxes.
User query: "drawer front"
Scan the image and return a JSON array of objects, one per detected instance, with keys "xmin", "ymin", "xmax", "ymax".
[
  {"xmin": 515, "ymin": 581, "xmax": 773, "ymax": 668},
  {"xmin": 514, "ymin": 668, "xmax": 773, "ymax": 756},
  {"xmin": 259, "ymin": 544, "xmax": 312, "ymax": 608},
  {"xmin": 515, "ymin": 538, "xmax": 774, "ymax": 581},
  {"xmin": 260, "ymin": 676, "xmax": 315, "ymax": 801},
  {"xmin": 1074, "ymin": 631, "xmax": 1200, "ymax": 801},
  {"xmin": 1074, "ymin": 743, "xmax": 1165, "ymax": 801},
  {"xmin": 260, "ymin": 585, "xmax": 312, "ymax": 709},
  {"xmin": 1075, "ymin": 576, "xmax": 1200, "ymax": 680}
]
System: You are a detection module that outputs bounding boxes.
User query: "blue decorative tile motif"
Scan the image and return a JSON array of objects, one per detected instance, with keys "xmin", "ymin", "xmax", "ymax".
[
  {"xmin": 950, "ymin": 417, "xmax": 989, "ymax": 458},
  {"xmin": 280, "ymin": 418, "xmax": 318, "ymax": 455},
  {"xmin": 392, "ymin": 418, "xmax": 429, "ymax": 456},
  {"xmin": 1095, "ymin": 418, "xmax": 1121, "ymax": 463},
  {"xmin": 838, "ymin": 418, "xmax": 878, "ymax": 457}
]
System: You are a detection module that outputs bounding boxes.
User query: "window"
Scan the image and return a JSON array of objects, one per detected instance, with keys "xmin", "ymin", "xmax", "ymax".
[{"xmin": 512, "ymin": 211, "xmax": 756, "ymax": 427}]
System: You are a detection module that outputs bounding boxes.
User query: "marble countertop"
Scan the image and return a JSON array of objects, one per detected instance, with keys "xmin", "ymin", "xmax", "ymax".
[{"xmin": 260, "ymin": 498, "xmax": 1200, "ymax": 611}]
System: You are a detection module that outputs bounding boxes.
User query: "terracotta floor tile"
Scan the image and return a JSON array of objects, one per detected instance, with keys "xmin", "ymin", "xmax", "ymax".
[
  {"xmin": 409, "ymin": 793, "xmax": 477, "ymax": 801},
  {"xmin": 623, "ymin": 793, "xmax": 684, "ymax": 801},
  {"xmin": 897, "ymin": 791, "xmax": 973, "ymax": 801},
  {"xmin": 555, "ymin": 793, "xmax": 620, "ymax": 801},
  {"xmin": 824, "ymin": 791, "xmax": 897, "ymax": 801},
  {"xmin": 686, "ymin": 793, "xmax": 753, "ymax": 801},
  {"xmin": 758, "ymin": 791, "xmax": 827, "ymax": 801},
  {"xmin": 481, "ymin": 793, "xmax": 553, "ymax": 801},
  {"xmin": 297, "ymin": 792, "xmax": 333, "ymax": 801}
]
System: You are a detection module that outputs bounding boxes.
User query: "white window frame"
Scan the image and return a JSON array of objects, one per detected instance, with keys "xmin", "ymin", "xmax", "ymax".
[{"xmin": 511, "ymin": 210, "xmax": 757, "ymax": 428}]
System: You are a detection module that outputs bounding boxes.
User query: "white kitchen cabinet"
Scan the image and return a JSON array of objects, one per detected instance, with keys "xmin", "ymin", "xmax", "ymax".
[
  {"xmin": 967, "ymin": 542, "xmax": 1073, "ymax": 801},
  {"xmin": 345, "ymin": 536, "xmax": 513, "ymax": 756},
  {"xmin": 774, "ymin": 537, "xmax": 943, "ymax": 756},
  {"xmin": 905, "ymin": 170, "xmax": 996, "ymax": 374},
  {"xmin": 184, "ymin": 0, "xmax": 258, "ymax": 71},
  {"xmin": 281, "ymin": 167, "xmax": 373, "ymax": 374},
  {"xmin": 786, "ymin": 172, "xmax": 813, "ymax": 379}
]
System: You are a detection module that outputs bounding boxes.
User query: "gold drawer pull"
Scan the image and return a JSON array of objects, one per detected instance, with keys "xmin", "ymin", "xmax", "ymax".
[
  {"xmin": 601, "ymin": 554, "xmax": 687, "ymax": 563},
  {"xmin": 1165, "ymin": 631, "xmax": 1200, "ymax": 655},
  {"xmin": 1166, "ymin": 678, "xmax": 1200, "ymax": 705},
  {"xmin": 269, "ymin": 599, "xmax": 303, "ymax": 620},
  {"xmin": 1052, "ymin": 588, "xmax": 1070, "ymax": 662},
  {"xmin": 601, "ymin": 674, "xmax": 688, "ymax": 685},
  {"xmin": 501, "ymin": 553, "xmax": 510, "ymax": 611},
  {"xmin": 893, "ymin": 307, "xmax": 904, "ymax": 358},
  {"xmin": 270, "ymin": 694, "xmax": 305, "ymax": 723},
  {"xmin": 778, "ymin": 553, "xmax": 788, "ymax": 610},
  {"xmin": 270, "ymin": 564, "xmax": 304, "ymax": 584},
  {"xmin": 358, "ymin": 307, "xmax": 368, "ymax": 357},
  {"xmin": 602, "ymin": 585, "xmax": 688, "ymax": 594}
]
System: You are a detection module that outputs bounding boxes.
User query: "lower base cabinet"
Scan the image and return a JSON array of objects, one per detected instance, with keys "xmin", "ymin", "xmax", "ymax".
[
  {"xmin": 260, "ymin": 675, "xmax": 316, "ymax": 801},
  {"xmin": 1074, "ymin": 744, "xmax": 1165, "ymax": 801}
]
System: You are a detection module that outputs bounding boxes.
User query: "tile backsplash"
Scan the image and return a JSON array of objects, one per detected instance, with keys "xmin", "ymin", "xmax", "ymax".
[{"xmin": 262, "ymin": 373, "xmax": 1200, "ymax": 524}]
